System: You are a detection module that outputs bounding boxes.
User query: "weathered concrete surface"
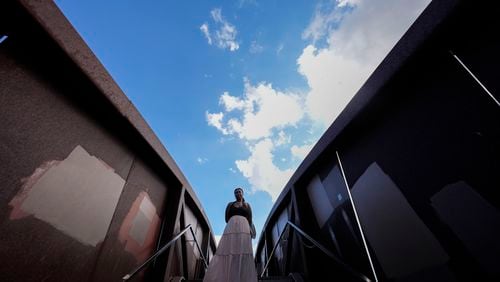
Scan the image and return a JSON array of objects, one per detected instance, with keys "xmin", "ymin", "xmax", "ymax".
[
  {"xmin": 0, "ymin": 0, "xmax": 215, "ymax": 281},
  {"xmin": 9, "ymin": 145, "xmax": 125, "ymax": 247}
]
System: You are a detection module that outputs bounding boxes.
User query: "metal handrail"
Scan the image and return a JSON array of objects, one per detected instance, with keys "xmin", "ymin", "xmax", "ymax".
[
  {"xmin": 122, "ymin": 224, "xmax": 209, "ymax": 281},
  {"xmin": 259, "ymin": 220, "xmax": 372, "ymax": 282}
]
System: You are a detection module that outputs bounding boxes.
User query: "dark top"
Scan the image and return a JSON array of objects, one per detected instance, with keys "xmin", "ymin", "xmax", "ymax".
[{"xmin": 225, "ymin": 201, "xmax": 252, "ymax": 225}]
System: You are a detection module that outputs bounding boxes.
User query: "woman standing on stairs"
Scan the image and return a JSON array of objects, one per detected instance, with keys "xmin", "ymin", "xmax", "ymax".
[{"xmin": 203, "ymin": 187, "xmax": 258, "ymax": 282}]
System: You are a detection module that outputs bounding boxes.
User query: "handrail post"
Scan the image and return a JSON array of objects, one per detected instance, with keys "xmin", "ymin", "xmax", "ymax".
[
  {"xmin": 259, "ymin": 220, "xmax": 372, "ymax": 282},
  {"xmin": 336, "ymin": 151, "xmax": 378, "ymax": 282},
  {"xmin": 189, "ymin": 226, "xmax": 209, "ymax": 269},
  {"xmin": 122, "ymin": 223, "xmax": 211, "ymax": 281},
  {"xmin": 259, "ymin": 223, "xmax": 290, "ymax": 278}
]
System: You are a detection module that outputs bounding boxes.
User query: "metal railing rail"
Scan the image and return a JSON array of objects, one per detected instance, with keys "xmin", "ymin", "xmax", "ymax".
[
  {"xmin": 122, "ymin": 224, "xmax": 208, "ymax": 281},
  {"xmin": 259, "ymin": 220, "xmax": 372, "ymax": 282}
]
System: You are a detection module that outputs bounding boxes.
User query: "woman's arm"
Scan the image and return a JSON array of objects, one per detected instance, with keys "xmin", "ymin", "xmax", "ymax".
[
  {"xmin": 247, "ymin": 203, "xmax": 256, "ymax": 239},
  {"xmin": 225, "ymin": 202, "xmax": 231, "ymax": 223},
  {"xmin": 247, "ymin": 203, "xmax": 253, "ymax": 225}
]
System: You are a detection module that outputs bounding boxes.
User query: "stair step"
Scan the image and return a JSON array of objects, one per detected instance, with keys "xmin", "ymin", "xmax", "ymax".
[{"xmin": 259, "ymin": 276, "xmax": 292, "ymax": 282}]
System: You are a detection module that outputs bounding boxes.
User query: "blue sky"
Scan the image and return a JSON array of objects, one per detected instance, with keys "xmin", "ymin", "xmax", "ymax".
[{"xmin": 55, "ymin": 0, "xmax": 430, "ymax": 245}]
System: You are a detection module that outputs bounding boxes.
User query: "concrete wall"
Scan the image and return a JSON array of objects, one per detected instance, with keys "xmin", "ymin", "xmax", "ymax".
[{"xmin": 0, "ymin": 1, "xmax": 215, "ymax": 281}]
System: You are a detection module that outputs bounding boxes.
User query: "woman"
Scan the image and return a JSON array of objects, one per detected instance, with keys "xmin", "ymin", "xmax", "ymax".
[{"xmin": 203, "ymin": 187, "xmax": 258, "ymax": 282}]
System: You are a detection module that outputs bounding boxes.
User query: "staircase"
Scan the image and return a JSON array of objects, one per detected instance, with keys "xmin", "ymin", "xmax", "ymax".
[
  {"xmin": 259, "ymin": 276, "xmax": 294, "ymax": 281},
  {"xmin": 178, "ymin": 272, "xmax": 304, "ymax": 282},
  {"xmin": 183, "ymin": 278, "xmax": 294, "ymax": 282},
  {"xmin": 182, "ymin": 276, "xmax": 296, "ymax": 282},
  {"xmin": 182, "ymin": 277, "xmax": 295, "ymax": 282},
  {"xmin": 260, "ymin": 272, "xmax": 304, "ymax": 282}
]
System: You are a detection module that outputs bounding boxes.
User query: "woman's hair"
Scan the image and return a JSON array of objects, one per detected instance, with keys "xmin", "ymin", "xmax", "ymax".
[{"xmin": 234, "ymin": 187, "xmax": 245, "ymax": 202}]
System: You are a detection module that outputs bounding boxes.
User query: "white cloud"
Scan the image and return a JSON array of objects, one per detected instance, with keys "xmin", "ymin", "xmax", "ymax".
[
  {"xmin": 249, "ymin": 41, "xmax": 264, "ymax": 54},
  {"xmin": 208, "ymin": 79, "xmax": 304, "ymax": 140},
  {"xmin": 206, "ymin": 0, "xmax": 430, "ymax": 202},
  {"xmin": 235, "ymin": 139, "xmax": 293, "ymax": 201},
  {"xmin": 275, "ymin": 130, "xmax": 291, "ymax": 146},
  {"xmin": 291, "ymin": 143, "xmax": 314, "ymax": 159},
  {"xmin": 220, "ymin": 91, "xmax": 246, "ymax": 111},
  {"xmin": 298, "ymin": 45, "xmax": 369, "ymax": 126},
  {"xmin": 336, "ymin": 0, "xmax": 361, "ymax": 8},
  {"xmin": 276, "ymin": 43, "xmax": 284, "ymax": 55},
  {"xmin": 206, "ymin": 80, "xmax": 305, "ymax": 202},
  {"xmin": 197, "ymin": 157, "xmax": 208, "ymax": 164},
  {"xmin": 211, "ymin": 8, "xmax": 223, "ymax": 22},
  {"xmin": 200, "ymin": 23, "xmax": 212, "ymax": 45},
  {"xmin": 302, "ymin": 3, "xmax": 343, "ymax": 43},
  {"xmin": 200, "ymin": 8, "xmax": 239, "ymax": 51},
  {"xmin": 206, "ymin": 112, "xmax": 229, "ymax": 135},
  {"xmin": 298, "ymin": 0, "xmax": 431, "ymax": 126}
]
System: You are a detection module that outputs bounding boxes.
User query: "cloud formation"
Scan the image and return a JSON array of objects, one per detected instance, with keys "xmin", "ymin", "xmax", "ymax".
[
  {"xmin": 276, "ymin": 43, "xmax": 284, "ymax": 55},
  {"xmin": 206, "ymin": 0, "xmax": 430, "ymax": 201},
  {"xmin": 249, "ymin": 41, "xmax": 264, "ymax": 54},
  {"xmin": 197, "ymin": 157, "xmax": 208, "ymax": 164},
  {"xmin": 206, "ymin": 112, "xmax": 229, "ymax": 135},
  {"xmin": 275, "ymin": 131, "xmax": 291, "ymax": 146},
  {"xmin": 210, "ymin": 79, "xmax": 304, "ymax": 141},
  {"xmin": 291, "ymin": 143, "xmax": 314, "ymax": 159},
  {"xmin": 235, "ymin": 139, "xmax": 294, "ymax": 201},
  {"xmin": 302, "ymin": 2, "xmax": 344, "ymax": 43},
  {"xmin": 200, "ymin": 8, "xmax": 240, "ymax": 51},
  {"xmin": 200, "ymin": 23, "xmax": 212, "ymax": 45},
  {"xmin": 298, "ymin": 0, "xmax": 430, "ymax": 126},
  {"xmin": 206, "ymin": 79, "xmax": 305, "ymax": 201}
]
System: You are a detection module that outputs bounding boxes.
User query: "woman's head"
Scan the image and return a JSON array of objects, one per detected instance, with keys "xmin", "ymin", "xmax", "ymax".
[{"xmin": 234, "ymin": 187, "xmax": 244, "ymax": 201}]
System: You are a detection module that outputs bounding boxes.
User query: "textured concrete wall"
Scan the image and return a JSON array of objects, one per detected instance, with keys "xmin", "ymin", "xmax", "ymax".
[
  {"xmin": 0, "ymin": 1, "xmax": 214, "ymax": 281},
  {"xmin": 0, "ymin": 42, "xmax": 136, "ymax": 280}
]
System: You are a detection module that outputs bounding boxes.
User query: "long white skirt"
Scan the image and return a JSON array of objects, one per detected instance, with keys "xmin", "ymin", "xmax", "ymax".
[{"xmin": 203, "ymin": 215, "xmax": 258, "ymax": 282}]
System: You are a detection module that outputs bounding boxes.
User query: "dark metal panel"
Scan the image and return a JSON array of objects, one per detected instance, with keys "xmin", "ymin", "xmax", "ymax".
[
  {"xmin": 258, "ymin": 0, "xmax": 500, "ymax": 281},
  {"xmin": 338, "ymin": 29, "xmax": 500, "ymax": 281},
  {"xmin": 262, "ymin": 0, "xmax": 461, "ymax": 216}
]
